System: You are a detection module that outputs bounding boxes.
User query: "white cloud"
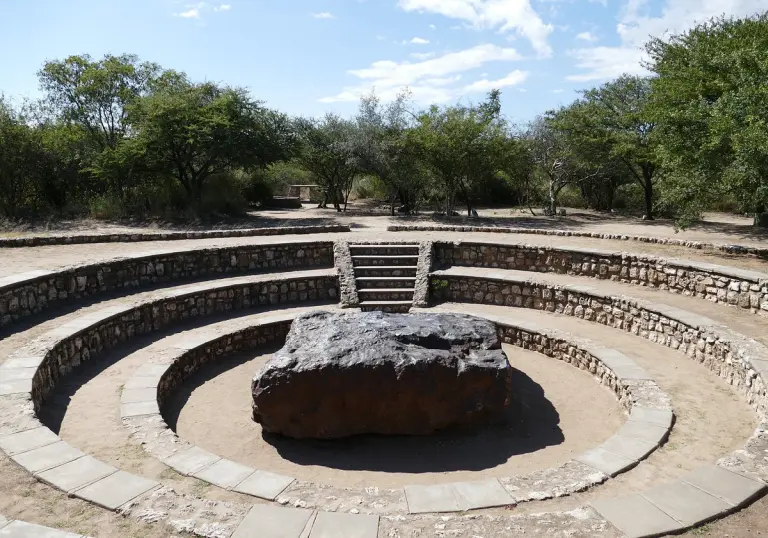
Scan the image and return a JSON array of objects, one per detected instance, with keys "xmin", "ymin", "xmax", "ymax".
[
  {"xmin": 568, "ymin": 0, "xmax": 768, "ymax": 81},
  {"xmin": 312, "ymin": 12, "xmax": 335, "ymax": 19},
  {"xmin": 174, "ymin": 2, "xmax": 231, "ymax": 19},
  {"xmin": 462, "ymin": 70, "xmax": 529, "ymax": 93},
  {"xmin": 576, "ymin": 31, "xmax": 598, "ymax": 42},
  {"xmin": 429, "ymin": 24, "xmax": 437, "ymax": 29},
  {"xmin": 398, "ymin": 0, "xmax": 553, "ymax": 57},
  {"xmin": 552, "ymin": 88, "xmax": 564, "ymax": 93},
  {"xmin": 410, "ymin": 37, "xmax": 430, "ymax": 44},
  {"xmin": 320, "ymin": 43, "xmax": 523, "ymax": 103},
  {"xmin": 411, "ymin": 51, "xmax": 436, "ymax": 60}
]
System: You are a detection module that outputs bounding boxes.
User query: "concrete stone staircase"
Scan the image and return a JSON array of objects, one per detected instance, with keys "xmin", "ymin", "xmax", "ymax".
[{"xmin": 350, "ymin": 243, "xmax": 419, "ymax": 313}]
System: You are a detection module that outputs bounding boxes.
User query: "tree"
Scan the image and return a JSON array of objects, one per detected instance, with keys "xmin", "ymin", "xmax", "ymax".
[
  {"xmin": 413, "ymin": 91, "xmax": 510, "ymax": 216},
  {"xmin": 355, "ymin": 91, "xmax": 424, "ymax": 214},
  {"xmin": 124, "ymin": 79, "xmax": 295, "ymax": 211},
  {"xmin": 0, "ymin": 100, "xmax": 45, "ymax": 217},
  {"xmin": 527, "ymin": 116, "xmax": 597, "ymax": 215},
  {"xmin": 646, "ymin": 12, "xmax": 768, "ymax": 226},
  {"xmin": 294, "ymin": 114, "xmax": 360, "ymax": 212}
]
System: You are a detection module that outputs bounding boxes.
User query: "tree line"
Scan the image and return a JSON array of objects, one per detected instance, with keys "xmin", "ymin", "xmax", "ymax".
[{"xmin": 1, "ymin": 12, "xmax": 766, "ymax": 226}]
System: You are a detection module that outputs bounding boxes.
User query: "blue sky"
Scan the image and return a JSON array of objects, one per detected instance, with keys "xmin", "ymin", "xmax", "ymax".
[{"xmin": 1, "ymin": 0, "xmax": 765, "ymax": 123}]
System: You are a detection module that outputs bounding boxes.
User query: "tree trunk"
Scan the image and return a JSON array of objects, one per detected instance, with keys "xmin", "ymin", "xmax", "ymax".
[
  {"xmin": 548, "ymin": 179, "xmax": 557, "ymax": 215},
  {"xmin": 643, "ymin": 178, "xmax": 654, "ymax": 220}
]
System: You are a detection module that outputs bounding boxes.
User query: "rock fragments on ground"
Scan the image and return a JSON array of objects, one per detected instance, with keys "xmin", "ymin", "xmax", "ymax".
[{"xmin": 252, "ymin": 310, "xmax": 513, "ymax": 439}]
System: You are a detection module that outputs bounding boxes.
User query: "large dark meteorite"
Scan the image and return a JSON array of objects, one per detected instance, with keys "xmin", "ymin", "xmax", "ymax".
[{"xmin": 251, "ymin": 311, "xmax": 512, "ymax": 439}]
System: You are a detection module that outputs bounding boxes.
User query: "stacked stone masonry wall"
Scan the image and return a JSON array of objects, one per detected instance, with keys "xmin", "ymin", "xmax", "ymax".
[
  {"xmin": 0, "ymin": 242, "xmax": 334, "ymax": 328},
  {"xmin": 0, "ymin": 225, "xmax": 349, "ymax": 248},
  {"xmin": 433, "ymin": 242, "xmax": 768, "ymax": 315},
  {"xmin": 430, "ymin": 274, "xmax": 768, "ymax": 417},
  {"xmin": 30, "ymin": 275, "xmax": 338, "ymax": 411}
]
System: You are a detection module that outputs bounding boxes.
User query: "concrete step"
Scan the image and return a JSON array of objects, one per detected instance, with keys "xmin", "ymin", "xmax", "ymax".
[
  {"xmin": 359, "ymin": 300, "xmax": 413, "ymax": 313},
  {"xmin": 354, "ymin": 266, "xmax": 418, "ymax": 277},
  {"xmin": 351, "ymin": 255, "xmax": 419, "ymax": 266},
  {"xmin": 357, "ymin": 288, "xmax": 415, "ymax": 301},
  {"xmin": 355, "ymin": 276, "xmax": 416, "ymax": 289},
  {"xmin": 349, "ymin": 244, "xmax": 419, "ymax": 256}
]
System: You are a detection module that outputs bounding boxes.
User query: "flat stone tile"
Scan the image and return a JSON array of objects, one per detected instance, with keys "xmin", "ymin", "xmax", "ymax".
[
  {"xmin": 576, "ymin": 448, "xmax": 637, "ymax": 477},
  {"xmin": 193, "ymin": 459, "xmax": 254, "ymax": 490},
  {"xmin": 123, "ymin": 376, "xmax": 160, "ymax": 390},
  {"xmin": 642, "ymin": 480, "xmax": 732, "ymax": 526},
  {"xmin": 37, "ymin": 456, "xmax": 118, "ymax": 493},
  {"xmin": 610, "ymin": 364, "xmax": 653, "ymax": 381},
  {"xmin": 310, "ymin": 511, "xmax": 379, "ymax": 538},
  {"xmin": 617, "ymin": 421, "xmax": 669, "ymax": 444},
  {"xmin": 0, "ymin": 379, "xmax": 32, "ymax": 397},
  {"xmin": 231, "ymin": 504, "xmax": 313, "ymax": 538},
  {"xmin": 600, "ymin": 435, "xmax": 658, "ymax": 461},
  {"xmin": 120, "ymin": 388, "xmax": 157, "ymax": 405},
  {"xmin": 0, "ymin": 368, "xmax": 36, "ymax": 382},
  {"xmin": 0, "ymin": 520, "xmax": 84, "ymax": 538},
  {"xmin": 0, "ymin": 426, "xmax": 59, "ymax": 455},
  {"xmin": 134, "ymin": 363, "xmax": 170, "ymax": 378},
  {"xmin": 162, "ymin": 446, "xmax": 220, "ymax": 475},
  {"xmin": 629, "ymin": 407, "xmax": 674, "ymax": 429},
  {"xmin": 405, "ymin": 483, "xmax": 460, "ymax": 514},
  {"xmin": 12, "ymin": 440, "xmax": 84, "ymax": 473},
  {"xmin": 451, "ymin": 479, "xmax": 515, "ymax": 510},
  {"xmin": 1, "ymin": 356, "xmax": 44, "ymax": 369},
  {"xmin": 74, "ymin": 471, "xmax": 158, "ymax": 510},
  {"xmin": 120, "ymin": 401, "xmax": 159, "ymax": 418},
  {"xmin": 233, "ymin": 470, "xmax": 295, "ymax": 500},
  {"xmin": 591, "ymin": 494, "xmax": 682, "ymax": 538},
  {"xmin": 682, "ymin": 465, "xmax": 767, "ymax": 507}
]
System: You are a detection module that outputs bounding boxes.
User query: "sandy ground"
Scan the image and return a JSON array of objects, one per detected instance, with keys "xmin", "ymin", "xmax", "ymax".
[{"xmin": 171, "ymin": 343, "xmax": 623, "ymax": 488}]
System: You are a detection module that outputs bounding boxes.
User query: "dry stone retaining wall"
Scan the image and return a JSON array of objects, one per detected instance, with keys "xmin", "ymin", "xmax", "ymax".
[
  {"xmin": 0, "ymin": 241, "xmax": 334, "ymax": 329},
  {"xmin": 389, "ymin": 224, "xmax": 768, "ymax": 260},
  {"xmin": 430, "ymin": 271, "xmax": 768, "ymax": 417},
  {"xmin": 0, "ymin": 225, "xmax": 349, "ymax": 248},
  {"xmin": 433, "ymin": 241, "xmax": 768, "ymax": 315},
  {"xmin": 27, "ymin": 274, "xmax": 338, "ymax": 410}
]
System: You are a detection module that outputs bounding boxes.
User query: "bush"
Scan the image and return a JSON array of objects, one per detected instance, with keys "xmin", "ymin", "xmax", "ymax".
[{"xmin": 353, "ymin": 175, "xmax": 387, "ymax": 200}]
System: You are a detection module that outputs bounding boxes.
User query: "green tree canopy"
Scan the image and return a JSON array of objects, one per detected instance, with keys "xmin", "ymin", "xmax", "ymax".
[{"xmin": 646, "ymin": 12, "xmax": 768, "ymax": 225}]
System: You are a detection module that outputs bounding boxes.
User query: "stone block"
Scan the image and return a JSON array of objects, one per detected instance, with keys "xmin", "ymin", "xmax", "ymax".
[
  {"xmin": 616, "ymin": 421, "xmax": 669, "ymax": 445},
  {"xmin": 404, "ymin": 483, "xmax": 460, "ymax": 514},
  {"xmin": 682, "ymin": 465, "xmax": 766, "ymax": 507},
  {"xmin": 120, "ymin": 388, "xmax": 157, "ymax": 405},
  {"xmin": 193, "ymin": 459, "xmax": 254, "ymax": 490},
  {"xmin": 309, "ymin": 512, "xmax": 379, "ymax": 538},
  {"xmin": 641, "ymin": 480, "xmax": 731, "ymax": 526},
  {"xmin": 233, "ymin": 470, "xmax": 295, "ymax": 500},
  {"xmin": 599, "ymin": 435, "xmax": 658, "ymax": 461},
  {"xmin": 0, "ymin": 427, "xmax": 59, "ymax": 456},
  {"xmin": 231, "ymin": 504, "xmax": 313, "ymax": 538},
  {"xmin": 576, "ymin": 448, "xmax": 636, "ymax": 477},
  {"xmin": 592, "ymin": 493, "xmax": 682, "ymax": 538},
  {"xmin": 0, "ymin": 520, "xmax": 84, "ymax": 538},
  {"xmin": 451, "ymin": 479, "xmax": 515, "ymax": 510},
  {"xmin": 37, "ymin": 456, "xmax": 117, "ymax": 493},
  {"xmin": 162, "ymin": 446, "xmax": 220, "ymax": 475},
  {"xmin": 628, "ymin": 407, "xmax": 674, "ymax": 429},
  {"xmin": 120, "ymin": 401, "xmax": 159, "ymax": 418},
  {"xmin": 12, "ymin": 441, "xmax": 84, "ymax": 473},
  {"xmin": 74, "ymin": 470, "xmax": 158, "ymax": 510}
]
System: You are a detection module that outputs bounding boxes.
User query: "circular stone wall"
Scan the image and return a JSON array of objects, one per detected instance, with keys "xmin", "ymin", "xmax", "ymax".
[{"xmin": 171, "ymin": 342, "xmax": 624, "ymax": 488}]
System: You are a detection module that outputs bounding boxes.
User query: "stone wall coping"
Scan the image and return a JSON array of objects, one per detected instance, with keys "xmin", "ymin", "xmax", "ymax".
[
  {"xmin": 432, "ymin": 240, "xmax": 768, "ymax": 284},
  {"xmin": 0, "ymin": 225, "xmax": 351, "ymax": 248},
  {"xmin": 389, "ymin": 224, "xmax": 768, "ymax": 260}
]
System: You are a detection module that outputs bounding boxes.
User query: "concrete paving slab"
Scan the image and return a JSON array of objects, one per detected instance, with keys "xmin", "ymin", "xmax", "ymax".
[
  {"xmin": 134, "ymin": 363, "xmax": 170, "ymax": 378},
  {"xmin": 120, "ymin": 401, "xmax": 159, "ymax": 418},
  {"xmin": 193, "ymin": 458, "xmax": 254, "ymax": 490},
  {"xmin": 0, "ymin": 520, "xmax": 83, "ymax": 537},
  {"xmin": 1, "ymin": 356, "xmax": 44, "ymax": 369},
  {"xmin": 0, "ymin": 379, "xmax": 32, "ymax": 397},
  {"xmin": 37, "ymin": 456, "xmax": 117, "ymax": 493},
  {"xmin": 641, "ymin": 480, "xmax": 732, "ymax": 526},
  {"xmin": 576, "ymin": 448, "xmax": 637, "ymax": 477},
  {"xmin": 0, "ymin": 368, "xmax": 36, "ymax": 382},
  {"xmin": 232, "ymin": 470, "xmax": 295, "ymax": 500},
  {"xmin": 309, "ymin": 511, "xmax": 379, "ymax": 538},
  {"xmin": 629, "ymin": 407, "xmax": 674, "ymax": 429},
  {"xmin": 12, "ymin": 440, "xmax": 84, "ymax": 473},
  {"xmin": 451, "ymin": 479, "xmax": 515, "ymax": 510},
  {"xmin": 617, "ymin": 421, "xmax": 669, "ymax": 444},
  {"xmin": 120, "ymin": 388, "xmax": 157, "ymax": 405},
  {"xmin": 591, "ymin": 494, "xmax": 682, "ymax": 538},
  {"xmin": 162, "ymin": 446, "xmax": 220, "ymax": 475},
  {"xmin": 600, "ymin": 435, "xmax": 658, "ymax": 461},
  {"xmin": 123, "ymin": 376, "xmax": 160, "ymax": 390},
  {"xmin": 404, "ymin": 483, "xmax": 460, "ymax": 514},
  {"xmin": 0, "ymin": 427, "xmax": 59, "ymax": 455},
  {"xmin": 682, "ymin": 465, "xmax": 766, "ymax": 507},
  {"xmin": 231, "ymin": 504, "xmax": 313, "ymax": 538},
  {"xmin": 74, "ymin": 470, "xmax": 158, "ymax": 510}
]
